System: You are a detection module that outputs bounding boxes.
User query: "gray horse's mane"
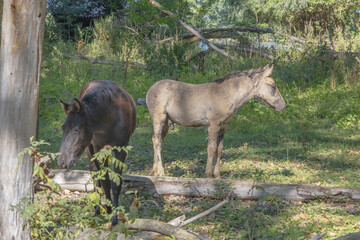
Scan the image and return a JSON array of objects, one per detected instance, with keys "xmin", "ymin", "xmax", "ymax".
[{"xmin": 211, "ymin": 67, "xmax": 265, "ymax": 83}]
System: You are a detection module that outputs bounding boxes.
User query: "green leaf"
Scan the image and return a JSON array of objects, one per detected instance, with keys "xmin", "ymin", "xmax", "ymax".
[
  {"xmin": 89, "ymin": 192, "xmax": 101, "ymax": 204},
  {"xmin": 255, "ymin": 185, "xmax": 266, "ymax": 192}
]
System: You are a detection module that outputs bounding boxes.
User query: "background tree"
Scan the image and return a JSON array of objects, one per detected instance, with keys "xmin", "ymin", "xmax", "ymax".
[{"xmin": 0, "ymin": 0, "xmax": 46, "ymax": 239}]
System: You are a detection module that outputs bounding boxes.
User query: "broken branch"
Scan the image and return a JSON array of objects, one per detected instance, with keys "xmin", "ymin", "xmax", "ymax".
[{"xmin": 180, "ymin": 199, "xmax": 229, "ymax": 227}]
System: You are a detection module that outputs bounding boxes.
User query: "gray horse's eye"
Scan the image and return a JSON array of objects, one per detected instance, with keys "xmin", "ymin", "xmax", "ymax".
[{"xmin": 73, "ymin": 128, "xmax": 80, "ymax": 135}]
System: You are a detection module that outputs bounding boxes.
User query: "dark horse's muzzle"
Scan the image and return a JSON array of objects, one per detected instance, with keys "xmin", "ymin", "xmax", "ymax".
[{"xmin": 57, "ymin": 153, "xmax": 75, "ymax": 169}]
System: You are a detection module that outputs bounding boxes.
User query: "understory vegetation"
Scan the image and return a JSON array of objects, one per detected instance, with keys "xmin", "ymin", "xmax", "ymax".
[{"xmin": 28, "ymin": 0, "xmax": 360, "ymax": 239}]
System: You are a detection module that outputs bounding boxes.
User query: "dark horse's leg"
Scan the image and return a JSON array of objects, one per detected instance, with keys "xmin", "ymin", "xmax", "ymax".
[
  {"xmin": 86, "ymin": 145, "xmax": 112, "ymax": 215},
  {"xmin": 110, "ymin": 148, "xmax": 127, "ymax": 226},
  {"xmin": 152, "ymin": 114, "xmax": 169, "ymax": 176}
]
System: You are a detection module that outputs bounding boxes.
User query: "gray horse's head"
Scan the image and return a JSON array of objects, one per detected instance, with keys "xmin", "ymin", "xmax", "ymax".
[
  {"xmin": 253, "ymin": 65, "xmax": 285, "ymax": 112},
  {"xmin": 58, "ymin": 99, "xmax": 93, "ymax": 169}
]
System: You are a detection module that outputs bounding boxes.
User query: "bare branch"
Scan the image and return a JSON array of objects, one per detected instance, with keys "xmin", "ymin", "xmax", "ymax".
[
  {"xmin": 148, "ymin": 0, "xmax": 235, "ymax": 60},
  {"xmin": 180, "ymin": 199, "xmax": 229, "ymax": 227},
  {"xmin": 160, "ymin": 26, "xmax": 306, "ymax": 45}
]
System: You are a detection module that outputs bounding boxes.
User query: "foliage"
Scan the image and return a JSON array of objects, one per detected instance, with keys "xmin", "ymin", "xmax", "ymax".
[
  {"xmin": 12, "ymin": 141, "xmax": 138, "ymax": 239},
  {"xmin": 90, "ymin": 145, "xmax": 131, "ymax": 190}
]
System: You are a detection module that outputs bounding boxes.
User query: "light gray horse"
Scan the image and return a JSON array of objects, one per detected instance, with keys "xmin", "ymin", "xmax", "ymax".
[{"xmin": 146, "ymin": 65, "xmax": 285, "ymax": 178}]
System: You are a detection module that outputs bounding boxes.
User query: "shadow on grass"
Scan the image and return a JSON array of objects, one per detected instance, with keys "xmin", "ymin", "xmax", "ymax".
[{"xmin": 128, "ymin": 120, "xmax": 360, "ymax": 187}]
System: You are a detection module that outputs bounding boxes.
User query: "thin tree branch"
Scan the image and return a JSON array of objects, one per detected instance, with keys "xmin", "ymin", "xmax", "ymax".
[
  {"xmin": 62, "ymin": 53, "xmax": 147, "ymax": 68},
  {"xmin": 35, "ymin": 183, "xmax": 61, "ymax": 196}
]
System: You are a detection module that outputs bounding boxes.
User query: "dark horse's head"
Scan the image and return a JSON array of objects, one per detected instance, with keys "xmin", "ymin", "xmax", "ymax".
[
  {"xmin": 58, "ymin": 98, "xmax": 93, "ymax": 169},
  {"xmin": 253, "ymin": 64, "xmax": 286, "ymax": 112}
]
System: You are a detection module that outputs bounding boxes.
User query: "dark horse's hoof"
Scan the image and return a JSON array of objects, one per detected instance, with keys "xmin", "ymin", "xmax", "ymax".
[
  {"xmin": 94, "ymin": 205, "xmax": 101, "ymax": 215},
  {"xmin": 111, "ymin": 215, "xmax": 118, "ymax": 226}
]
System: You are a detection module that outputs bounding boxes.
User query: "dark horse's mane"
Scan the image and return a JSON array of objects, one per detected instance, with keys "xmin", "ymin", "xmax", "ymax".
[
  {"xmin": 80, "ymin": 81, "xmax": 125, "ymax": 113},
  {"xmin": 211, "ymin": 67, "xmax": 265, "ymax": 83}
]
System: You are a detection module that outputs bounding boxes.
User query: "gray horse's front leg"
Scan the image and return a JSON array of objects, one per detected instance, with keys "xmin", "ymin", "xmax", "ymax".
[{"xmin": 152, "ymin": 115, "xmax": 169, "ymax": 176}]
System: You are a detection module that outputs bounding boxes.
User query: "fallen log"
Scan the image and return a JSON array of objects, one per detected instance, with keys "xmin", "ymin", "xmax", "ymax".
[{"xmin": 50, "ymin": 170, "xmax": 360, "ymax": 201}]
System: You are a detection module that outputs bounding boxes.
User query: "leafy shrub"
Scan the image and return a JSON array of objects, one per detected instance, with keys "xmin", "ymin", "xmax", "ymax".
[{"xmin": 12, "ymin": 139, "xmax": 137, "ymax": 239}]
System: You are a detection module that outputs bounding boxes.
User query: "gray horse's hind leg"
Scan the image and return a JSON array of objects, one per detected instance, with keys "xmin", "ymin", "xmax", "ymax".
[
  {"xmin": 206, "ymin": 126, "xmax": 218, "ymax": 178},
  {"xmin": 152, "ymin": 115, "xmax": 169, "ymax": 176},
  {"xmin": 214, "ymin": 129, "xmax": 225, "ymax": 178}
]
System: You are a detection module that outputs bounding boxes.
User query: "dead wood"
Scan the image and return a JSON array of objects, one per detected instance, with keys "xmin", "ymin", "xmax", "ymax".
[
  {"xmin": 127, "ymin": 219, "xmax": 204, "ymax": 240},
  {"xmin": 139, "ymin": 200, "xmax": 227, "ymax": 239},
  {"xmin": 62, "ymin": 53, "xmax": 147, "ymax": 68},
  {"xmin": 180, "ymin": 199, "xmax": 229, "ymax": 227},
  {"xmin": 333, "ymin": 232, "xmax": 360, "ymax": 240},
  {"xmin": 161, "ymin": 26, "xmax": 306, "ymax": 45},
  {"xmin": 148, "ymin": 0, "xmax": 235, "ymax": 61},
  {"xmin": 69, "ymin": 216, "xmax": 207, "ymax": 240},
  {"xmin": 50, "ymin": 170, "xmax": 360, "ymax": 202},
  {"xmin": 309, "ymin": 233, "xmax": 327, "ymax": 240}
]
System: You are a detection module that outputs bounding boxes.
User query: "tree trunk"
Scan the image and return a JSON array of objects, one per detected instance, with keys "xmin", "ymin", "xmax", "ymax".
[{"xmin": 0, "ymin": 1, "xmax": 46, "ymax": 239}]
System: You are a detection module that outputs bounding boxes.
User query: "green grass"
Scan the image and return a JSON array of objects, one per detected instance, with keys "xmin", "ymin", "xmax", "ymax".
[
  {"xmin": 125, "ymin": 106, "xmax": 360, "ymax": 188},
  {"xmin": 133, "ymin": 194, "xmax": 360, "ymax": 240}
]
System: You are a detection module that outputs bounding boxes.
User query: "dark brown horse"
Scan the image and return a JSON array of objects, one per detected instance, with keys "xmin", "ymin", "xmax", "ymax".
[
  {"xmin": 146, "ymin": 65, "xmax": 285, "ymax": 178},
  {"xmin": 58, "ymin": 80, "xmax": 136, "ymax": 225}
]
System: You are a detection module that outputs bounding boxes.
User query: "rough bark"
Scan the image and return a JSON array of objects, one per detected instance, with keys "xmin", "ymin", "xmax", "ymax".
[
  {"xmin": 50, "ymin": 170, "xmax": 360, "ymax": 201},
  {"xmin": 0, "ymin": 0, "xmax": 46, "ymax": 239}
]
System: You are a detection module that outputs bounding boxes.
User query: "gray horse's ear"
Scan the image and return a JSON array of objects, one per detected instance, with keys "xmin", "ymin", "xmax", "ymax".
[
  {"xmin": 60, "ymin": 100, "xmax": 70, "ymax": 114},
  {"xmin": 263, "ymin": 64, "xmax": 274, "ymax": 77},
  {"xmin": 73, "ymin": 98, "xmax": 83, "ymax": 112}
]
